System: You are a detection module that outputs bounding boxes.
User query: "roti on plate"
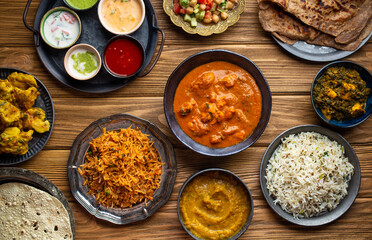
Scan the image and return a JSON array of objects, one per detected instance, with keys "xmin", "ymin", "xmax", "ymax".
[{"xmin": 0, "ymin": 182, "xmax": 73, "ymax": 240}]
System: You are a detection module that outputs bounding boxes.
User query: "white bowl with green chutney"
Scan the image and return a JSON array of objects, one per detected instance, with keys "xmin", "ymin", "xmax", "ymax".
[
  {"xmin": 64, "ymin": 44, "xmax": 102, "ymax": 81},
  {"xmin": 64, "ymin": 0, "xmax": 99, "ymax": 11}
]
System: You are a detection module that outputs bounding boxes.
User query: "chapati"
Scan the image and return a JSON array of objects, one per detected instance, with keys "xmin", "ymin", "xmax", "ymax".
[
  {"xmin": 260, "ymin": 0, "xmax": 371, "ymax": 44},
  {"xmin": 0, "ymin": 182, "xmax": 73, "ymax": 240},
  {"xmin": 258, "ymin": 0, "xmax": 372, "ymax": 51}
]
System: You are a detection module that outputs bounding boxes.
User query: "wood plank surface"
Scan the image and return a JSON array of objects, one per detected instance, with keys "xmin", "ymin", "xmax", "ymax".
[{"xmin": 0, "ymin": 0, "xmax": 371, "ymax": 239}]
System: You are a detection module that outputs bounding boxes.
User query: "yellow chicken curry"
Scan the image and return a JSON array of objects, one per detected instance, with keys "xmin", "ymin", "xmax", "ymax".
[
  {"xmin": 313, "ymin": 66, "xmax": 370, "ymax": 121},
  {"xmin": 0, "ymin": 72, "xmax": 50, "ymax": 155},
  {"xmin": 173, "ymin": 61, "xmax": 262, "ymax": 148},
  {"xmin": 179, "ymin": 171, "xmax": 250, "ymax": 240}
]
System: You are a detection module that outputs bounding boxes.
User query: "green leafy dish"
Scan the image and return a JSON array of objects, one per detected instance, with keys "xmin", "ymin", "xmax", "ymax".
[{"xmin": 163, "ymin": 0, "xmax": 245, "ymax": 36}]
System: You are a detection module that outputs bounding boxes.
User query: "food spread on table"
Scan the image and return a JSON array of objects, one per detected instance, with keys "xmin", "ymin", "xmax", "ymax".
[
  {"xmin": 1, "ymin": 0, "xmax": 371, "ymax": 238},
  {"xmin": 0, "ymin": 72, "xmax": 50, "ymax": 155},
  {"xmin": 313, "ymin": 66, "xmax": 371, "ymax": 121},
  {"xmin": 0, "ymin": 182, "xmax": 73, "ymax": 240},
  {"xmin": 173, "ymin": 61, "xmax": 262, "ymax": 148}
]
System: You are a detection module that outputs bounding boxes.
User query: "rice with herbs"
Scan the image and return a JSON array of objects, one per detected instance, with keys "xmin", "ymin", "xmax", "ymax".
[{"xmin": 265, "ymin": 132, "xmax": 354, "ymax": 218}]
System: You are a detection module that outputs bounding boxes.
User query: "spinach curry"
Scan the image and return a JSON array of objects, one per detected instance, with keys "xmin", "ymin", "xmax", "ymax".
[{"xmin": 313, "ymin": 66, "xmax": 370, "ymax": 121}]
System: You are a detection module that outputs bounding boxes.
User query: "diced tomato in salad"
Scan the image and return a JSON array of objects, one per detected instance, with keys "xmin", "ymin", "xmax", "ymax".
[
  {"xmin": 173, "ymin": 2, "xmax": 181, "ymax": 15},
  {"xmin": 197, "ymin": 0, "xmax": 212, "ymax": 4},
  {"xmin": 171, "ymin": 0, "xmax": 237, "ymax": 27}
]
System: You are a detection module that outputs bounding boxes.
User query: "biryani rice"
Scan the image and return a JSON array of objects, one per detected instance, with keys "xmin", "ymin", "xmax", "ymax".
[
  {"xmin": 78, "ymin": 126, "xmax": 163, "ymax": 208},
  {"xmin": 265, "ymin": 132, "xmax": 354, "ymax": 218}
]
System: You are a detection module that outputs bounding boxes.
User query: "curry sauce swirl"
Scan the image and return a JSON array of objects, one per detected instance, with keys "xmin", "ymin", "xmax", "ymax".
[{"xmin": 179, "ymin": 171, "xmax": 250, "ymax": 240}]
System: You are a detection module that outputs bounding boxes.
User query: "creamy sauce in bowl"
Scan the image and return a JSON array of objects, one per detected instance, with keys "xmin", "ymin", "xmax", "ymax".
[
  {"xmin": 98, "ymin": 0, "xmax": 145, "ymax": 34},
  {"xmin": 41, "ymin": 8, "xmax": 81, "ymax": 49}
]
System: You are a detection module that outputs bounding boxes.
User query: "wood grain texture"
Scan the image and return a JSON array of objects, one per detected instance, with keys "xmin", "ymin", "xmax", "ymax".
[{"xmin": 1, "ymin": 0, "xmax": 371, "ymax": 239}]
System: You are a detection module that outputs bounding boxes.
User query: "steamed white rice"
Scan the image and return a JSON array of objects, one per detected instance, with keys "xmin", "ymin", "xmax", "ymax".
[{"xmin": 265, "ymin": 132, "xmax": 354, "ymax": 218}]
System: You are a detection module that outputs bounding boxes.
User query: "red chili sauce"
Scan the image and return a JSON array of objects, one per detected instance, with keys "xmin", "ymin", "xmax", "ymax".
[{"xmin": 104, "ymin": 38, "xmax": 143, "ymax": 76}]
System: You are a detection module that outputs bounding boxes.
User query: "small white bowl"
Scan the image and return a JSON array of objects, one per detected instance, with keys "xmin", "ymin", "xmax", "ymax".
[
  {"xmin": 64, "ymin": 44, "xmax": 102, "ymax": 80},
  {"xmin": 97, "ymin": 0, "xmax": 146, "ymax": 35},
  {"xmin": 40, "ymin": 7, "xmax": 81, "ymax": 49}
]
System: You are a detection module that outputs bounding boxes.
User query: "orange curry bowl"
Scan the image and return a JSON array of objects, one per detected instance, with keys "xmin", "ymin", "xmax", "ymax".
[{"xmin": 164, "ymin": 50, "xmax": 272, "ymax": 156}]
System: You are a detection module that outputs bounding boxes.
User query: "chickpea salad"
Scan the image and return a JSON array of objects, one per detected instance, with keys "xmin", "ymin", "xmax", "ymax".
[{"xmin": 173, "ymin": 0, "xmax": 237, "ymax": 27}]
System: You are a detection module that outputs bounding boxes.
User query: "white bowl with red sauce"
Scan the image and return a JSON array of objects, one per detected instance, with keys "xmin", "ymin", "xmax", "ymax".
[{"xmin": 102, "ymin": 35, "xmax": 145, "ymax": 78}]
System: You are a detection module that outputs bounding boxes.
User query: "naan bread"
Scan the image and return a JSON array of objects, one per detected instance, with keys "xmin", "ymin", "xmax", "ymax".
[
  {"xmin": 258, "ymin": 1, "xmax": 372, "ymax": 51},
  {"xmin": 259, "ymin": 0, "xmax": 372, "ymax": 44},
  {"xmin": 0, "ymin": 182, "xmax": 73, "ymax": 240}
]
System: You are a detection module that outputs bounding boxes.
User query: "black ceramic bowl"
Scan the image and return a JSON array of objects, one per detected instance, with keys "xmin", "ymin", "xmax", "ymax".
[
  {"xmin": 177, "ymin": 168, "xmax": 254, "ymax": 240},
  {"xmin": 260, "ymin": 125, "xmax": 361, "ymax": 226},
  {"xmin": 102, "ymin": 35, "xmax": 145, "ymax": 79},
  {"xmin": 311, "ymin": 61, "xmax": 372, "ymax": 128},
  {"xmin": 164, "ymin": 50, "xmax": 272, "ymax": 156}
]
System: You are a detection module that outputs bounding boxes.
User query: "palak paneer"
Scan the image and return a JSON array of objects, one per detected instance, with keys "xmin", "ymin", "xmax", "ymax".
[{"xmin": 313, "ymin": 66, "xmax": 370, "ymax": 121}]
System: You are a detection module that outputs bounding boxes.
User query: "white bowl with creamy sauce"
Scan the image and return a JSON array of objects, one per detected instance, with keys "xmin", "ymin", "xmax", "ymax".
[
  {"xmin": 40, "ymin": 7, "xmax": 81, "ymax": 49},
  {"xmin": 98, "ymin": 0, "xmax": 146, "ymax": 35},
  {"xmin": 64, "ymin": 44, "xmax": 102, "ymax": 80}
]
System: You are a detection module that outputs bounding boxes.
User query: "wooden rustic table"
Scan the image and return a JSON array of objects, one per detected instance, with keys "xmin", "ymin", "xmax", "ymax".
[{"xmin": 1, "ymin": 0, "xmax": 371, "ymax": 239}]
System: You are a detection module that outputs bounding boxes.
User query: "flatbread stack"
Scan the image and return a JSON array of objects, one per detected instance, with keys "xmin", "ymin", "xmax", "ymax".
[
  {"xmin": 258, "ymin": 0, "xmax": 372, "ymax": 51},
  {"xmin": 0, "ymin": 182, "xmax": 73, "ymax": 240}
]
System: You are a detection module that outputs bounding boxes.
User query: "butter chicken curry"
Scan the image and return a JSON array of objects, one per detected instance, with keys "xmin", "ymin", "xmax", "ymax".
[{"xmin": 173, "ymin": 61, "xmax": 262, "ymax": 148}]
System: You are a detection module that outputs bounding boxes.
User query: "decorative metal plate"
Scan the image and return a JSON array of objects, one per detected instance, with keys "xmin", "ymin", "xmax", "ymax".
[
  {"xmin": 67, "ymin": 114, "xmax": 177, "ymax": 224},
  {"xmin": 163, "ymin": 0, "xmax": 245, "ymax": 36}
]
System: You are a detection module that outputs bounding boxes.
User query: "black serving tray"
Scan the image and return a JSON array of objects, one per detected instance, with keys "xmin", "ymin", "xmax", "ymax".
[{"xmin": 23, "ymin": 0, "xmax": 164, "ymax": 93}]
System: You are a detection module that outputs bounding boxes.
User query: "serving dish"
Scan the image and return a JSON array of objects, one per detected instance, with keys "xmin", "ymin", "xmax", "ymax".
[
  {"xmin": 63, "ymin": 0, "xmax": 98, "ymax": 11},
  {"xmin": 0, "ymin": 68, "xmax": 55, "ymax": 166},
  {"xmin": 23, "ymin": 0, "xmax": 164, "ymax": 93},
  {"xmin": 102, "ymin": 35, "xmax": 145, "ymax": 78},
  {"xmin": 273, "ymin": 31, "xmax": 372, "ymax": 62},
  {"xmin": 67, "ymin": 113, "xmax": 177, "ymax": 224},
  {"xmin": 164, "ymin": 49, "xmax": 272, "ymax": 156},
  {"xmin": 163, "ymin": 0, "xmax": 245, "ymax": 36},
  {"xmin": 0, "ymin": 167, "xmax": 75, "ymax": 238},
  {"xmin": 260, "ymin": 125, "xmax": 361, "ymax": 226},
  {"xmin": 177, "ymin": 168, "xmax": 254, "ymax": 240},
  {"xmin": 311, "ymin": 61, "xmax": 372, "ymax": 128},
  {"xmin": 39, "ymin": 6, "xmax": 81, "ymax": 49},
  {"xmin": 97, "ymin": 0, "xmax": 146, "ymax": 35},
  {"xmin": 64, "ymin": 43, "xmax": 102, "ymax": 80}
]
